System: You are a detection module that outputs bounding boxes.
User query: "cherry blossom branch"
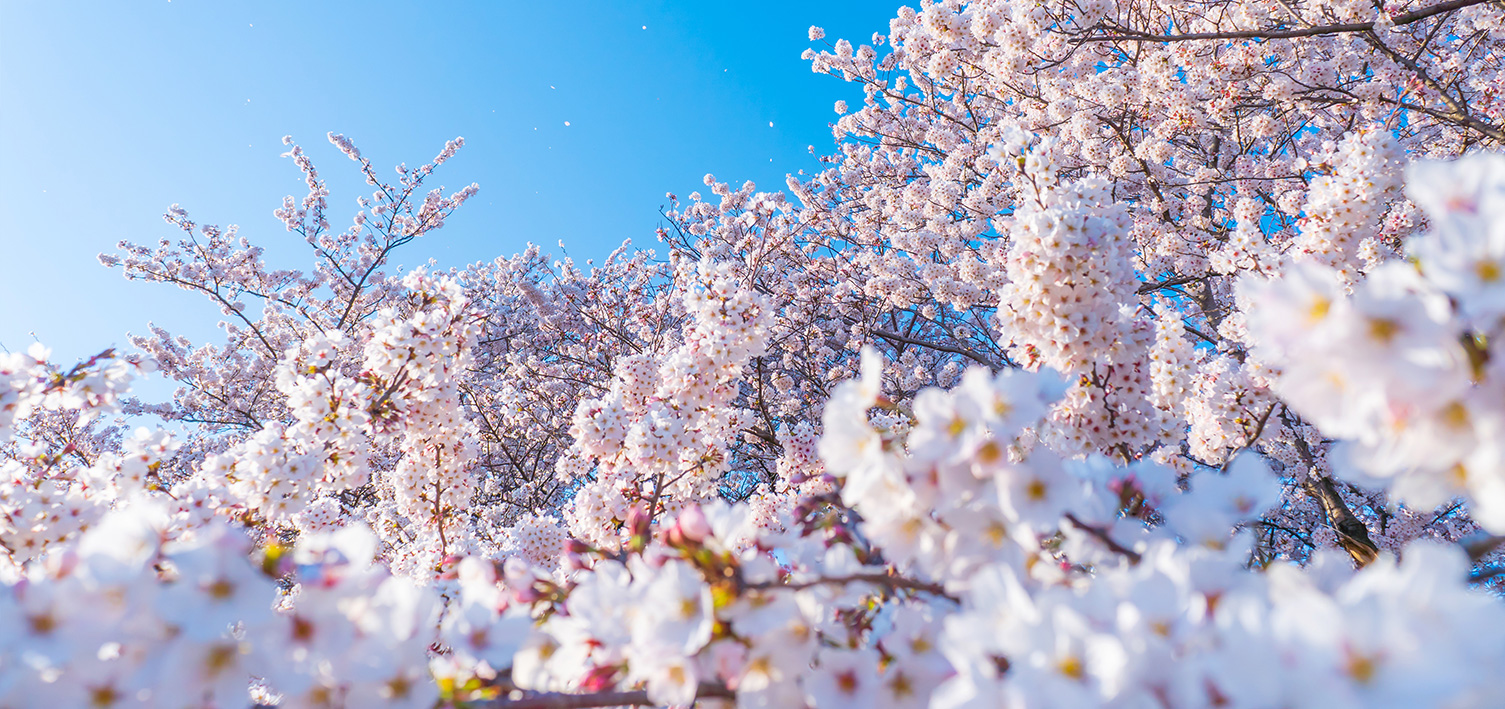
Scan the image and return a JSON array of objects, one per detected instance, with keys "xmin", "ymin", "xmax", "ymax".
[
  {"xmin": 1064, "ymin": 512, "xmax": 1144, "ymax": 564},
  {"xmin": 1358, "ymin": 30, "xmax": 1505, "ymax": 142},
  {"xmin": 1070, "ymin": 0, "xmax": 1492, "ymax": 43},
  {"xmin": 1137, "ymin": 273, "xmax": 1208, "ymax": 295},
  {"xmin": 124, "ymin": 265, "xmax": 281, "ymax": 356},
  {"xmin": 1463, "ymin": 534, "xmax": 1505, "ymax": 561},
  {"xmin": 1255, "ymin": 519, "xmax": 1316, "ymax": 549},
  {"xmin": 870, "ymin": 327, "xmax": 1000, "ymax": 368},
  {"xmin": 1226, "ymin": 402, "xmax": 1283, "ymax": 472},
  {"xmin": 1423, "ymin": 501, "xmax": 1468, "ymax": 531},
  {"xmin": 484, "ymin": 683, "xmax": 734, "ymax": 709},
  {"xmin": 433, "ymin": 474, "xmax": 448, "ymax": 555},
  {"xmin": 1282, "ymin": 412, "xmax": 1381, "ymax": 566},
  {"xmin": 1468, "ymin": 566, "xmax": 1505, "ymax": 584},
  {"xmin": 1244, "ymin": 402, "xmax": 1281, "ymax": 448},
  {"xmin": 1304, "ymin": 475, "xmax": 1381, "ymax": 567},
  {"xmin": 743, "ymin": 572, "xmax": 957, "ymax": 601}
]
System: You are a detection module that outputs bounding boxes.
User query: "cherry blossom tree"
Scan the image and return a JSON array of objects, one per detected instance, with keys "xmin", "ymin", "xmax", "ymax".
[{"xmin": 4, "ymin": 0, "xmax": 1505, "ymax": 707}]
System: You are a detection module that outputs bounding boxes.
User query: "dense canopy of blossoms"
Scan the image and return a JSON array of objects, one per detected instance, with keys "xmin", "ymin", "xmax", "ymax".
[{"xmin": 5, "ymin": 0, "xmax": 1505, "ymax": 707}]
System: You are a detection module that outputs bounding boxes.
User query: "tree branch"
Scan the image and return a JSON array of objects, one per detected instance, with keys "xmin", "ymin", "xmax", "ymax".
[
  {"xmin": 870, "ymin": 328, "xmax": 999, "ymax": 368},
  {"xmin": 1071, "ymin": 0, "xmax": 1492, "ymax": 43},
  {"xmin": 744, "ymin": 571, "xmax": 957, "ymax": 602},
  {"xmin": 1137, "ymin": 273, "xmax": 1207, "ymax": 294},
  {"xmin": 485, "ymin": 682, "xmax": 734, "ymax": 709},
  {"xmin": 1064, "ymin": 512, "xmax": 1144, "ymax": 564},
  {"xmin": 1303, "ymin": 475, "xmax": 1381, "ymax": 567}
]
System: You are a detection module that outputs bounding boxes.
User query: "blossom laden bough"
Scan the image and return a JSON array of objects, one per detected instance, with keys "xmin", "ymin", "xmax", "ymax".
[{"xmin": 6, "ymin": 0, "xmax": 1505, "ymax": 705}]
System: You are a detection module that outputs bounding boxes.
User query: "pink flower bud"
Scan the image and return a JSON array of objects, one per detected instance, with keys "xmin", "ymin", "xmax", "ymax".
[
  {"xmin": 678, "ymin": 505, "xmax": 711, "ymax": 543},
  {"xmin": 626, "ymin": 504, "xmax": 652, "ymax": 539}
]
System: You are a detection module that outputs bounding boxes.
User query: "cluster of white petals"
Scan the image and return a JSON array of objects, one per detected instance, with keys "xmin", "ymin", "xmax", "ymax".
[
  {"xmin": 560, "ymin": 258, "xmax": 778, "ymax": 547},
  {"xmin": 7, "ymin": 0, "xmax": 1505, "ymax": 704},
  {"xmin": 1244, "ymin": 154, "xmax": 1505, "ymax": 534}
]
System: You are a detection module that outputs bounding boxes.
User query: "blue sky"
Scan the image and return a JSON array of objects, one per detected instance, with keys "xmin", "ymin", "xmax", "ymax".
[{"xmin": 0, "ymin": 0, "xmax": 897, "ymax": 366}]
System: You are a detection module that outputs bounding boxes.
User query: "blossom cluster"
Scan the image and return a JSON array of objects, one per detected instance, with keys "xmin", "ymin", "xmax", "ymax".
[
  {"xmin": 1243, "ymin": 153, "xmax": 1505, "ymax": 534},
  {"xmin": 560, "ymin": 258, "xmax": 780, "ymax": 548},
  {"xmin": 1, "ymin": 346, "xmax": 157, "ymax": 566},
  {"xmin": 5, "ymin": 0, "xmax": 1505, "ymax": 703},
  {"xmin": 4, "ymin": 328, "xmax": 1502, "ymax": 707}
]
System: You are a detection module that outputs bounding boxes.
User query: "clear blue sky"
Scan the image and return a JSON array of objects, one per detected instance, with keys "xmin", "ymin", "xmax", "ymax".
[{"xmin": 0, "ymin": 0, "xmax": 897, "ymax": 365}]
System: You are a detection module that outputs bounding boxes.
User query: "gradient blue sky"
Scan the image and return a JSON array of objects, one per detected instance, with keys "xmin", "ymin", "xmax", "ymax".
[{"xmin": 1, "ymin": 1, "xmax": 897, "ymax": 366}]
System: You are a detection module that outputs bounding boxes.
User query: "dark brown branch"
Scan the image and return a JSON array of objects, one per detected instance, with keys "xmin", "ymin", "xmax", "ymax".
[
  {"xmin": 744, "ymin": 572, "xmax": 957, "ymax": 602},
  {"xmin": 870, "ymin": 328, "xmax": 998, "ymax": 368},
  {"xmin": 1255, "ymin": 519, "xmax": 1316, "ymax": 548},
  {"xmin": 1071, "ymin": 0, "xmax": 1491, "ymax": 43},
  {"xmin": 485, "ymin": 682, "xmax": 734, "ymax": 709},
  {"xmin": 1359, "ymin": 30, "xmax": 1505, "ymax": 142},
  {"xmin": 1303, "ymin": 475, "xmax": 1381, "ymax": 567},
  {"xmin": 1462, "ymin": 533, "xmax": 1505, "ymax": 562},
  {"xmin": 1137, "ymin": 273, "xmax": 1207, "ymax": 294},
  {"xmin": 1469, "ymin": 565, "xmax": 1505, "ymax": 584},
  {"xmin": 1242, "ymin": 402, "xmax": 1281, "ymax": 451},
  {"xmin": 1064, "ymin": 512, "xmax": 1143, "ymax": 564},
  {"xmin": 1283, "ymin": 413, "xmax": 1381, "ymax": 567},
  {"xmin": 1423, "ymin": 501, "xmax": 1468, "ymax": 531}
]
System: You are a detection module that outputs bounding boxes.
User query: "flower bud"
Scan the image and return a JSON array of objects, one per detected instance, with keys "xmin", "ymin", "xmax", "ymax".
[
  {"xmin": 626, "ymin": 504, "xmax": 652, "ymax": 539},
  {"xmin": 678, "ymin": 505, "xmax": 711, "ymax": 543}
]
